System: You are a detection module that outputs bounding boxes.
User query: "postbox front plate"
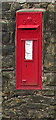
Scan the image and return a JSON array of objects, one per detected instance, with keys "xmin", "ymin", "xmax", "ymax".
[{"xmin": 16, "ymin": 9, "xmax": 42, "ymax": 89}]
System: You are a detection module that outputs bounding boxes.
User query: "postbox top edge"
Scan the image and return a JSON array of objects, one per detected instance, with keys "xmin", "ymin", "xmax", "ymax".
[{"xmin": 16, "ymin": 8, "xmax": 46, "ymax": 13}]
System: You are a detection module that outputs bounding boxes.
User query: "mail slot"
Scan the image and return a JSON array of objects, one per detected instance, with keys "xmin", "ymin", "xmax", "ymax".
[{"xmin": 16, "ymin": 9, "xmax": 42, "ymax": 90}]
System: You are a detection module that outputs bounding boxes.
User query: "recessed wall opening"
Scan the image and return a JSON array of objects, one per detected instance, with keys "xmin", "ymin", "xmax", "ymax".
[{"xmin": 21, "ymin": 28, "xmax": 37, "ymax": 30}]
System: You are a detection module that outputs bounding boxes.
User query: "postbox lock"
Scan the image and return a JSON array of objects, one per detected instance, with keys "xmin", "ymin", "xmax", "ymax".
[{"xmin": 22, "ymin": 80, "xmax": 26, "ymax": 82}]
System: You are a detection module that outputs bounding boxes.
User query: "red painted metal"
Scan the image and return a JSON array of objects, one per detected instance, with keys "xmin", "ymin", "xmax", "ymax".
[{"xmin": 16, "ymin": 11, "xmax": 42, "ymax": 89}]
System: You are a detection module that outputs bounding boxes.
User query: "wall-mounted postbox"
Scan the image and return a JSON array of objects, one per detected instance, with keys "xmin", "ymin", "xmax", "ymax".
[{"xmin": 16, "ymin": 9, "xmax": 42, "ymax": 90}]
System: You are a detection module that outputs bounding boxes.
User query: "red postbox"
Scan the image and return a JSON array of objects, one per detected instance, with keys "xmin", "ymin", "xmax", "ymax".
[{"xmin": 16, "ymin": 9, "xmax": 42, "ymax": 90}]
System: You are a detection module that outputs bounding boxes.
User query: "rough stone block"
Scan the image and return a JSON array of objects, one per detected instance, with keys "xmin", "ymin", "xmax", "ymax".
[
  {"xmin": 2, "ymin": 20, "xmax": 15, "ymax": 32},
  {"xmin": 46, "ymin": 43, "xmax": 55, "ymax": 55},
  {"xmin": 2, "ymin": 32, "xmax": 10, "ymax": 45},
  {"xmin": 44, "ymin": 54, "xmax": 54, "ymax": 70},
  {"xmin": 0, "ymin": 20, "xmax": 2, "ymax": 32},
  {"xmin": 47, "ymin": 4, "xmax": 55, "ymax": 12},
  {"xmin": 2, "ymin": 52, "xmax": 15, "ymax": 69},
  {"xmin": 42, "ymin": 73, "xmax": 55, "ymax": 87},
  {"xmin": 2, "ymin": 11, "xmax": 11, "ymax": 20},
  {"xmin": 2, "ymin": 20, "xmax": 8, "ymax": 32},
  {"xmin": 7, "ymin": 20, "xmax": 15, "ymax": 32},
  {"xmin": 43, "ymin": 12, "xmax": 55, "ymax": 32},
  {"xmin": 2, "ymin": 32, "xmax": 15, "ymax": 45},
  {"xmin": 2, "ymin": 45, "xmax": 14, "ymax": 55},
  {"xmin": 2, "ymin": 2, "xmax": 11, "ymax": 11}
]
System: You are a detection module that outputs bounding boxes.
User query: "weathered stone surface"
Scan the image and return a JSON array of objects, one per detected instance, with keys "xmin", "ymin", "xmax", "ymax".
[
  {"xmin": 33, "ymin": 3, "xmax": 40, "ymax": 8},
  {"xmin": 2, "ymin": 20, "xmax": 10, "ymax": 32},
  {"xmin": 2, "ymin": 32, "xmax": 10, "ymax": 45},
  {"xmin": 2, "ymin": 45, "xmax": 14, "ymax": 55},
  {"xmin": 2, "ymin": 54, "xmax": 15, "ymax": 69},
  {"xmin": 47, "ymin": 4, "xmax": 55, "ymax": 12},
  {"xmin": 43, "ymin": 12, "xmax": 55, "ymax": 32},
  {"xmin": 0, "ymin": 0, "xmax": 56, "ymax": 2},
  {"xmin": 2, "ymin": 20, "xmax": 15, "ymax": 32},
  {"xmin": 2, "ymin": 11, "xmax": 11, "ymax": 20},
  {"xmin": 2, "ymin": 31, "xmax": 15, "ymax": 45},
  {"xmin": 2, "ymin": 2, "xmax": 11, "ymax": 11},
  {"xmin": 2, "ymin": 71, "xmax": 55, "ymax": 108},
  {"xmin": 44, "ymin": 54, "xmax": 54, "ymax": 71}
]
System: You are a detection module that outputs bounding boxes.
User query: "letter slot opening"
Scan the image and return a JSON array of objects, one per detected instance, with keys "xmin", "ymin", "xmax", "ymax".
[{"xmin": 21, "ymin": 28, "xmax": 36, "ymax": 30}]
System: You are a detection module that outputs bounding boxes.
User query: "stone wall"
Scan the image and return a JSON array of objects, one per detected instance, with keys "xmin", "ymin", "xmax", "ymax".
[
  {"xmin": 2, "ymin": 2, "xmax": 56, "ymax": 120},
  {"xmin": 0, "ymin": 0, "xmax": 56, "ymax": 2}
]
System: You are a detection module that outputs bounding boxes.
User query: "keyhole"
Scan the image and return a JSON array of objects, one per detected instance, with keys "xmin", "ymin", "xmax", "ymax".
[{"xmin": 26, "ymin": 64, "xmax": 27, "ymax": 68}]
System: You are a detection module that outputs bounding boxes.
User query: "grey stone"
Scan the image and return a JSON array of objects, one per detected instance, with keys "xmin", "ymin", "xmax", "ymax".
[
  {"xmin": 2, "ymin": 2, "xmax": 11, "ymax": 11},
  {"xmin": 0, "ymin": 0, "xmax": 55, "ymax": 2},
  {"xmin": 2, "ymin": 11, "xmax": 11, "ymax": 20},
  {"xmin": 34, "ymin": 3, "xmax": 40, "ymax": 8},
  {"xmin": 2, "ymin": 54, "xmax": 15, "ymax": 69},
  {"xmin": 47, "ymin": 4, "xmax": 55, "ymax": 12},
  {"xmin": 26, "ymin": 0, "xmax": 54, "ymax": 2},
  {"xmin": 2, "ymin": 45, "xmax": 14, "ymax": 55},
  {"xmin": 2, "ymin": 32, "xmax": 10, "ymax": 45},
  {"xmin": 44, "ymin": 54, "xmax": 54, "ymax": 70},
  {"xmin": 16, "ymin": 0, "xmax": 26, "ymax": 3},
  {"xmin": 2, "ymin": 20, "xmax": 8, "ymax": 32}
]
